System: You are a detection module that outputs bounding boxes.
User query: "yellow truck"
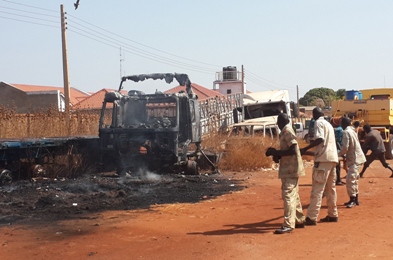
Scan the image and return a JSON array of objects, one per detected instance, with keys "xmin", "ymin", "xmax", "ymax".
[{"xmin": 331, "ymin": 88, "xmax": 393, "ymax": 159}]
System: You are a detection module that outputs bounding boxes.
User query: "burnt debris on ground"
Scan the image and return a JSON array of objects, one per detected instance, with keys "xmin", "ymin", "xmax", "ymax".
[{"xmin": 0, "ymin": 170, "xmax": 245, "ymax": 226}]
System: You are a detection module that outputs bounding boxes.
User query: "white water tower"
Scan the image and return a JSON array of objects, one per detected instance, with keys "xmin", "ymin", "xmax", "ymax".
[{"xmin": 213, "ymin": 66, "xmax": 246, "ymax": 95}]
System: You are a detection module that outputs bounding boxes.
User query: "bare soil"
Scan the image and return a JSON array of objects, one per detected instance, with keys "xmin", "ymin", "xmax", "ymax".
[{"xmin": 1, "ymin": 161, "xmax": 393, "ymax": 260}]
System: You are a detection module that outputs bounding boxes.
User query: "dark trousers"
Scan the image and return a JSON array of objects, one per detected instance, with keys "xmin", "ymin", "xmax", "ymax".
[
  {"xmin": 336, "ymin": 164, "xmax": 342, "ymax": 183},
  {"xmin": 364, "ymin": 152, "xmax": 389, "ymax": 168}
]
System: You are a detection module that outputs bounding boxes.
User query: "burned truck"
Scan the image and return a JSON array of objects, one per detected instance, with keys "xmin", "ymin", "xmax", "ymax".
[{"xmin": 99, "ymin": 73, "xmax": 214, "ymax": 175}]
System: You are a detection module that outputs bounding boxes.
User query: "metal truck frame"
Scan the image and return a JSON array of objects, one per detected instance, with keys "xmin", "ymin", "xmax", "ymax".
[{"xmin": 99, "ymin": 73, "xmax": 217, "ymax": 175}]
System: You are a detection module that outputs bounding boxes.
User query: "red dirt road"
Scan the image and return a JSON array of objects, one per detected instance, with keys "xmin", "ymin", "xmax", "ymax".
[{"xmin": 1, "ymin": 162, "xmax": 393, "ymax": 260}]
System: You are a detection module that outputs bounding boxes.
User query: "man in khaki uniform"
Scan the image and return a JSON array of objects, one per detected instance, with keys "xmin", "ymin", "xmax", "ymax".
[
  {"xmin": 301, "ymin": 107, "xmax": 339, "ymax": 225},
  {"xmin": 338, "ymin": 117, "xmax": 366, "ymax": 208},
  {"xmin": 266, "ymin": 113, "xmax": 305, "ymax": 234}
]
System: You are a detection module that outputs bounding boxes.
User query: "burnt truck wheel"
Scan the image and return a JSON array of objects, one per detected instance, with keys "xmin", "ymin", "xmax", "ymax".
[
  {"xmin": 0, "ymin": 169, "xmax": 13, "ymax": 186},
  {"xmin": 385, "ymin": 134, "xmax": 393, "ymax": 159},
  {"xmin": 185, "ymin": 160, "xmax": 198, "ymax": 175}
]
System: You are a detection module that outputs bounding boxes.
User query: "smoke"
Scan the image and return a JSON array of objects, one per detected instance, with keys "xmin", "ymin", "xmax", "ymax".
[{"xmin": 118, "ymin": 167, "xmax": 172, "ymax": 184}]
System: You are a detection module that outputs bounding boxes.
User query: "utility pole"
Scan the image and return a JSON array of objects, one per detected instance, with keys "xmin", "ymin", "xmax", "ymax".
[
  {"xmin": 241, "ymin": 65, "xmax": 245, "ymax": 94},
  {"xmin": 296, "ymin": 85, "xmax": 300, "ymax": 122},
  {"xmin": 241, "ymin": 65, "xmax": 245, "ymax": 122},
  {"xmin": 120, "ymin": 47, "xmax": 125, "ymax": 79},
  {"xmin": 60, "ymin": 4, "xmax": 71, "ymax": 113}
]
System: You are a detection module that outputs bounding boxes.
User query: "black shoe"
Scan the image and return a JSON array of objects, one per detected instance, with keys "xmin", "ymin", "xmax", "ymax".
[
  {"xmin": 274, "ymin": 226, "xmax": 293, "ymax": 234},
  {"xmin": 346, "ymin": 201, "xmax": 357, "ymax": 208},
  {"xmin": 320, "ymin": 216, "xmax": 338, "ymax": 222},
  {"xmin": 344, "ymin": 200, "xmax": 360, "ymax": 206},
  {"xmin": 304, "ymin": 217, "xmax": 317, "ymax": 226},
  {"xmin": 295, "ymin": 222, "xmax": 305, "ymax": 228}
]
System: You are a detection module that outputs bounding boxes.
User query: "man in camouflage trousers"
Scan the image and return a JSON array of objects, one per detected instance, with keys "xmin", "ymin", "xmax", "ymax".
[
  {"xmin": 338, "ymin": 117, "xmax": 366, "ymax": 208},
  {"xmin": 300, "ymin": 107, "xmax": 339, "ymax": 225},
  {"xmin": 266, "ymin": 113, "xmax": 306, "ymax": 234}
]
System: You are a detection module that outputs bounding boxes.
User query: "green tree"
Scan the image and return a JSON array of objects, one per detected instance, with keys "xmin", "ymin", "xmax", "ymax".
[
  {"xmin": 336, "ymin": 89, "xmax": 346, "ymax": 100},
  {"xmin": 299, "ymin": 87, "xmax": 344, "ymax": 107}
]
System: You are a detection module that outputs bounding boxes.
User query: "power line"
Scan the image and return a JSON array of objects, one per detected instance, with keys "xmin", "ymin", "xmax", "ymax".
[
  {"xmin": 0, "ymin": 15, "xmax": 59, "ymax": 28},
  {"xmin": 66, "ymin": 19, "xmax": 218, "ymax": 74},
  {"xmin": 246, "ymin": 69, "xmax": 293, "ymax": 89},
  {"xmin": 67, "ymin": 28, "xmax": 215, "ymax": 74},
  {"xmin": 246, "ymin": 72, "xmax": 282, "ymax": 90},
  {"xmin": 0, "ymin": 10, "xmax": 58, "ymax": 23},
  {"xmin": 2, "ymin": 0, "xmax": 57, "ymax": 13},
  {"xmin": 2, "ymin": 1, "xmax": 290, "ymax": 89},
  {"xmin": 66, "ymin": 13, "xmax": 221, "ymax": 69},
  {"xmin": 0, "ymin": 5, "xmax": 58, "ymax": 18}
]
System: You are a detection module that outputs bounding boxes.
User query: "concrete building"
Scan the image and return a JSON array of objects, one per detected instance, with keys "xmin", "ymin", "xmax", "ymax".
[{"xmin": 0, "ymin": 82, "xmax": 90, "ymax": 113}]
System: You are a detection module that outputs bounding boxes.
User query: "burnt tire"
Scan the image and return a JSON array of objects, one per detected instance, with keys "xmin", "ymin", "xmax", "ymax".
[
  {"xmin": 385, "ymin": 134, "xmax": 393, "ymax": 159},
  {"xmin": 185, "ymin": 160, "xmax": 198, "ymax": 175},
  {"xmin": 0, "ymin": 169, "xmax": 13, "ymax": 186}
]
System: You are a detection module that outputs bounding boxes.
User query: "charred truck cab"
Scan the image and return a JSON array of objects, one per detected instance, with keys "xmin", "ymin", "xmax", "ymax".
[{"xmin": 99, "ymin": 73, "xmax": 204, "ymax": 175}]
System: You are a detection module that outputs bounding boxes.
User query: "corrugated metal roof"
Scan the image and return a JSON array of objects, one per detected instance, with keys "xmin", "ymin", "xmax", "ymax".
[
  {"xmin": 73, "ymin": 88, "xmax": 114, "ymax": 109},
  {"xmin": 11, "ymin": 83, "xmax": 90, "ymax": 105},
  {"xmin": 164, "ymin": 83, "xmax": 223, "ymax": 100}
]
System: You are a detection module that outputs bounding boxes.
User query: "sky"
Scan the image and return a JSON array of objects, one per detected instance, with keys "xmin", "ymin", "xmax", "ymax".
[{"xmin": 1, "ymin": 0, "xmax": 393, "ymax": 101}]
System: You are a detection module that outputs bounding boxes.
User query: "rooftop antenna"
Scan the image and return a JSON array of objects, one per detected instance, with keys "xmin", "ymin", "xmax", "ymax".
[{"xmin": 120, "ymin": 47, "xmax": 125, "ymax": 79}]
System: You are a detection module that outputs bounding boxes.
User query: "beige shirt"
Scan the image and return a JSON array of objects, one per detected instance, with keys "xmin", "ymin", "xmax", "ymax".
[
  {"xmin": 338, "ymin": 126, "xmax": 366, "ymax": 165},
  {"xmin": 278, "ymin": 124, "xmax": 305, "ymax": 178},
  {"xmin": 314, "ymin": 116, "xmax": 339, "ymax": 163}
]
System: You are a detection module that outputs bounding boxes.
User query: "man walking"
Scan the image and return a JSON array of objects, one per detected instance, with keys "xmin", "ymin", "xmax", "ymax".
[
  {"xmin": 359, "ymin": 124, "xmax": 393, "ymax": 178},
  {"xmin": 338, "ymin": 117, "xmax": 366, "ymax": 208},
  {"xmin": 265, "ymin": 113, "xmax": 306, "ymax": 234},
  {"xmin": 300, "ymin": 107, "xmax": 339, "ymax": 225},
  {"xmin": 332, "ymin": 119, "xmax": 345, "ymax": 185}
]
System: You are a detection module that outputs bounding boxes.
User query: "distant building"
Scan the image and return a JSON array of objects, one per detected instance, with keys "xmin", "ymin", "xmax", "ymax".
[
  {"xmin": 213, "ymin": 66, "xmax": 246, "ymax": 95},
  {"xmin": 73, "ymin": 88, "xmax": 127, "ymax": 110},
  {"xmin": 0, "ymin": 82, "xmax": 90, "ymax": 113},
  {"xmin": 299, "ymin": 106, "xmax": 315, "ymax": 118},
  {"xmin": 0, "ymin": 80, "xmax": 228, "ymax": 114},
  {"xmin": 164, "ymin": 83, "xmax": 223, "ymax": 100}
]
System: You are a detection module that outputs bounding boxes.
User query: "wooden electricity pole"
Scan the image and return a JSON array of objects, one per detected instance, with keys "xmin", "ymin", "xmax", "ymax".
[
  {"xmin": 60, "ymin": 4, "xmax": 71, "ymax": 113},
  {"xmin": 241, "ymin": 65, "xmax": 245, "ymax": 94},
  {"xmin": 296, "ymin": 85, "xmax": 300, "ymax": 122}
]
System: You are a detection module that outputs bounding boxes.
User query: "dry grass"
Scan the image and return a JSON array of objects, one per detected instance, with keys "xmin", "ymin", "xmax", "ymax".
[
  {"xmin": 0, "ymin": 106, "xmax": 110, "ymax": 138},
  {"xmin": 202, "ymin": 132, "xmax": 279, "ymax": 171},
  {"xmin": 202, "ymin": 132, "xmax": 314, "ymax": 171}
]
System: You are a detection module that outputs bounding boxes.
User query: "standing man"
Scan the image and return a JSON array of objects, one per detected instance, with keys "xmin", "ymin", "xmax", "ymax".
[
  {"xmin": 265, "ymin": 113, "xmax": 306, "ymax": 234},
  {"xmin": 332, "ymin": 119, "xmax": 345, "ymax": 186},
  {"xmin": 338, "ymin": 117, "xmax": 366, "ymax": 208},
  {"xmin": 359, "ymin": 124, "xmax": 393, "ymax": 178},
  {"xmin": 300, "ymin": 107, "xmax": 339, "ymax": 225}
]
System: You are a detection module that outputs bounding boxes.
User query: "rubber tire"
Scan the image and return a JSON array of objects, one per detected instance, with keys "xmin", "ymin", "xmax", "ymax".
[
  {"xmin": 385, "ymin": 134, "xmax": 393, "ymax": 159},
  {"xmin": 185, "ymin": 160, "xmax": 198, "ymax": 175},
  {"xmin": 0, "ymin": 169, "xmax": 12, "ymax": 186}
]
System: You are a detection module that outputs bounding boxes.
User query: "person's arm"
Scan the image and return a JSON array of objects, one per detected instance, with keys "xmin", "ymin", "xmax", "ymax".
[
  {"xmin": 266, "ymin": 128, "xmax": 297, "ymax": 158},
  {"xmin": 300, "ymin": 138, "xmax": 323, "ymax": 155},
  {"xmin": 300, "ymin": 119, "xmax": 323, "ymax": 155},
  {"xmin": 338, "ymin": 132, "xmax": 349, "ymax": 156},
  {"xmin": 270, "ymin": 143, "xmax": 297, "ymax": 157},
  {"xmin": 362, "ymin": 135, "xmax": 373, "ymax": 154}
]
